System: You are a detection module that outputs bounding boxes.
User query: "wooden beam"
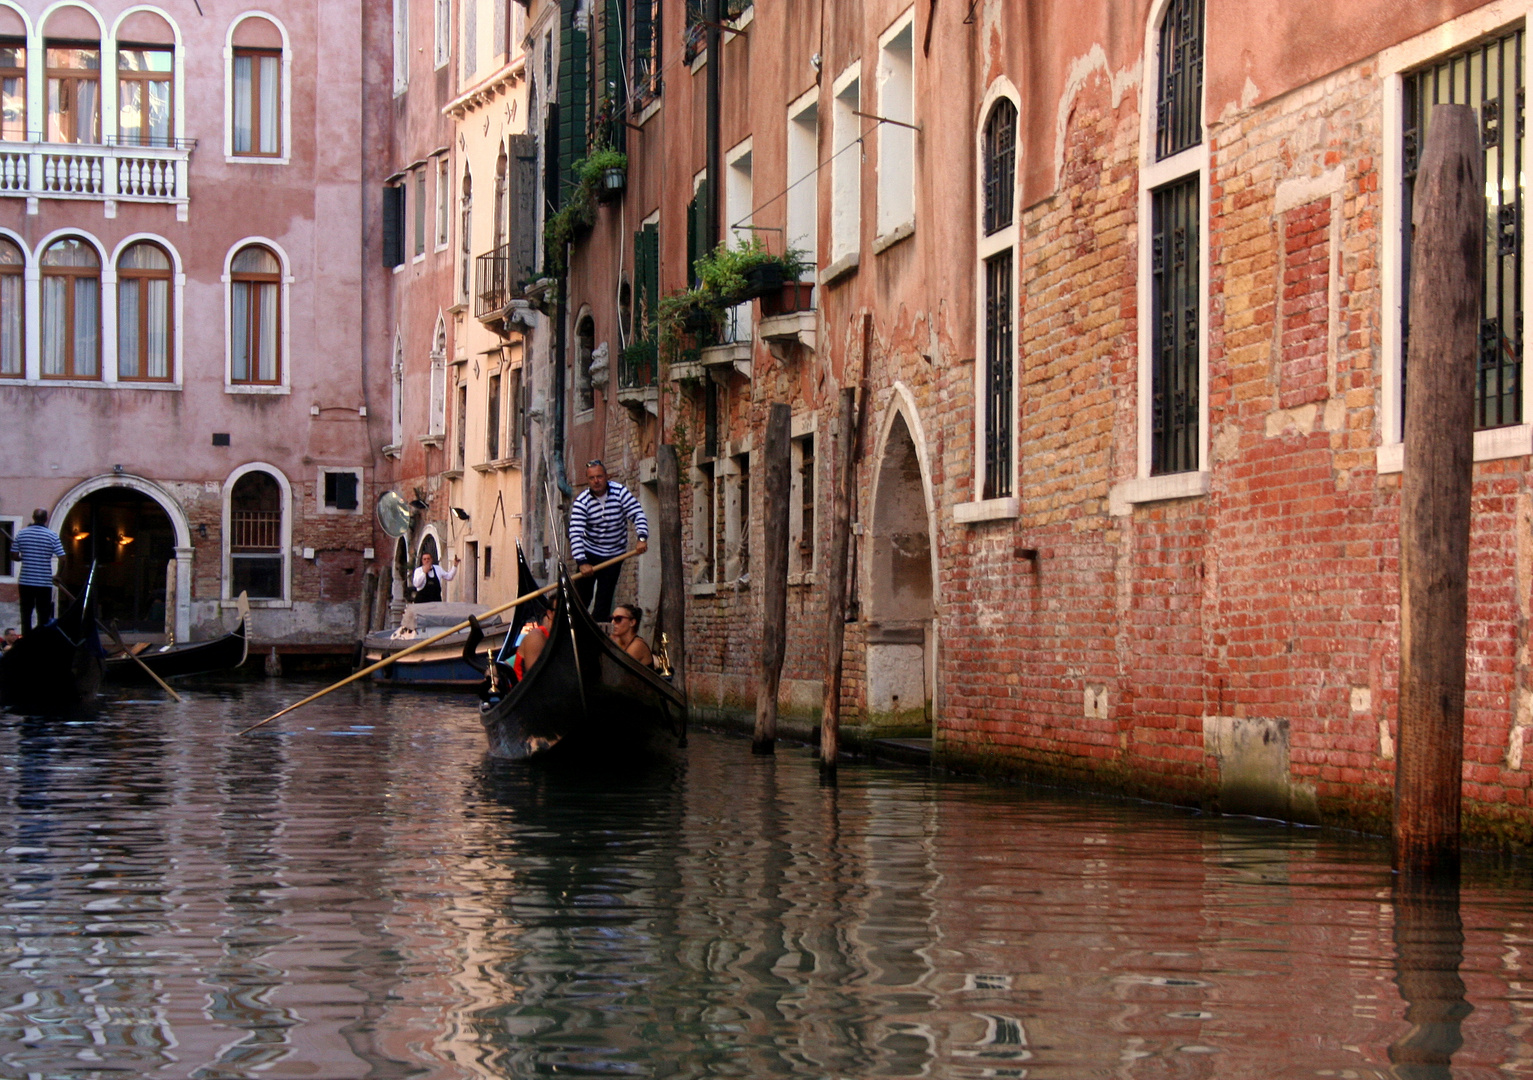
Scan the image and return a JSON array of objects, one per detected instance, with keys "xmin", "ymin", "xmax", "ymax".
[{"xmin": 657, "ymin": 444, "xmax": 688, "ymax": 736}]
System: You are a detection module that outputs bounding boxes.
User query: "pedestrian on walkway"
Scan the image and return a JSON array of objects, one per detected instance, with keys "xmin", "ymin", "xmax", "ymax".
[
  {"xmin": 569, "ymin": 460, "xmax": 647, "ymax": 622},
  {"xmin": 10, "ymin": 509, "xmax": 64, "ymax": 636}
]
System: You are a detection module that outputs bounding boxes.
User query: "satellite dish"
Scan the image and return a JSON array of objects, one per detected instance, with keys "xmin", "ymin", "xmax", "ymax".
[{"xmin": 377, "ymin": 491, "xmax": 415, "ymax": 538}]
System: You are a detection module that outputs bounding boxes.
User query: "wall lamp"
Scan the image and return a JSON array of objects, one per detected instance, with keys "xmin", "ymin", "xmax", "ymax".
[{"xmin": 450, "ymin": 507, "xmax": 470, "ymax": 521}]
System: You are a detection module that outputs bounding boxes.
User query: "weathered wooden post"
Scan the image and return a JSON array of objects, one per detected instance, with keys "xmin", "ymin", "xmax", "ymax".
[
  {"xmin": 822, "ymin": 316, "xmax": 874, "ymax": 770},
  {"xmin": 755, "ymin": 402, "xmax": 791, "ymax": 754},
  {"xmin": 1395, "ymin": 103, "xmax": 1482, "ymax": 880},
  {"xmin": 657, "ymin": 444, "xmax": 687, "ymax": 731}
]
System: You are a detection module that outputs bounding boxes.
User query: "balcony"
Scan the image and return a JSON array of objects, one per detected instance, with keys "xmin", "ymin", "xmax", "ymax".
[
  {"xmin": 0, "ymin": 139, "xmax": 195, "ymax": 220},
  {"xmin": 617, "ymin": 339, "xmax": 659, "ymax": 416},
  {"xmin": 475, "ymin": 242, "xmax": 535, "ymax": 322}
]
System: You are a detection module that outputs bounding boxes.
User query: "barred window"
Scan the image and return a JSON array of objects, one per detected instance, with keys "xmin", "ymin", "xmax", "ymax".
[
  {"xmin": 983, "ymin": 250, "xmax": 1014, "ymax": 499},
  {"xmin": 1151, "ymin": 176, "xmax": 1199, "ymax": 475},
  {"xmin": 1155, "ymin": 0, "xmax": 1203, "ymax": 160},
  {"xmin": 1402, "ymin": 28, "xmax": 1525, "ymax": 430},
  {"xmin": 983, "ymin": 98, "xmax": 1016, "ymax": 236}
]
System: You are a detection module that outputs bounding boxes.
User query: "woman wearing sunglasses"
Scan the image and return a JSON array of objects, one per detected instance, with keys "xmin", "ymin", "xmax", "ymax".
[{"xmin": 608, "ymin": 604, "xmax": 653, "ymax": 667}]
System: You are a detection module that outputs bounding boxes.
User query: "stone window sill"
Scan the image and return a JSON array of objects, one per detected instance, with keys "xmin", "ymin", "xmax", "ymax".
[
  {"xmin": 442, "ymin": 468, "xmax": 464, "ymax": 480},
  {"xmin": 1375, "ymin": 424, "xmax": 1532, "ymax": 474},
  {"xmin": 954, "ymin": 496, "xmax": 1017, "ymax": 524},
  {"xmin": 690, "ymin": 581, "xmax": 717, "ymax": 597},
  {"xmin": 820, "ymin": 252, "xmax": 859, "ymax": 286},
  {"xmin": 788, "ymin": 571, "xmax": 817, "ymax": 587},
  {"xmin": 1108, "ymin": 470, "xmax": 1209, "ymax": 516},
  {"xmin": 872, "ymin": 220, "xmax": 914, "ymax": 255}
]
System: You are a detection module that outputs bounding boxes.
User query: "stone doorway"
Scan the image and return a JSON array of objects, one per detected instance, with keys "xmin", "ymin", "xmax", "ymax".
[
  {"xmin": 866, "ymin": 411, "xmax": 934, "ymax": 732},
  {"xmin": 58, "ymin": 487, "xmax": 177, "ymax": 634}
]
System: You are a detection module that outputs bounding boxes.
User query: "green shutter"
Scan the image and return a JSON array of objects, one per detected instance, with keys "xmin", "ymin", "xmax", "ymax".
[
  {"xmin": 637, "ymin": 222, "xmax": 659, "ymax": 340},
  {"xmin": 604, "ymin": 0, "xmax": 626, "ymax": 150},
  {"xmin": 558, "ymin": 0, "xmax": 589, "ymax": 202},
  {"xmin": 686, "ymin": 185, "xmax": 710, "ymax": 286},
  {"xmin": 631, "ymin": 0, "xmax": 652, "ymax": 75}
]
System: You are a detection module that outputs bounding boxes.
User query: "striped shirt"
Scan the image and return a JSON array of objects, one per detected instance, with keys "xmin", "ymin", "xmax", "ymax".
[
  {"xmin": 12, "ymin": 524, "xmax": 64, "ymax": 588},
  {"xmin": 569, "ymin": 481, "xmax": 648, "ymax": 563}
]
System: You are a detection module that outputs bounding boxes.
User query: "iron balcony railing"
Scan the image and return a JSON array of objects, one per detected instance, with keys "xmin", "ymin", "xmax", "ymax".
[
  {"xmin": 475, "ymin": 242, "xmax": 531, "ymax": 320},
  {"xmin": 619, "ymin": 339, "xmax": 658, "ymax": 391}
]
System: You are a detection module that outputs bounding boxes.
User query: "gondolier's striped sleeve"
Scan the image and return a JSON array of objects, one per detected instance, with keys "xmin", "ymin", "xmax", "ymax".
[{"xmin": 569, "ymin": 482, "xmax": 649, "ymax": 563}]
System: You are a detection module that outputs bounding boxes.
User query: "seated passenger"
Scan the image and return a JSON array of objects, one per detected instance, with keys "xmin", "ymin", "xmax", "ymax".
[
  {"xmin": 608, "ymin": 604, "xmax": 653, "ymax": 667},
  {"xmin": 513, "ymin": 604, "xmax": 556, "ymax": 682}
]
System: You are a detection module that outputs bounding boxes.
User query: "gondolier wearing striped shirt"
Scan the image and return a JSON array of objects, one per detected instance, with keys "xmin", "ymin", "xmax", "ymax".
[
  {"xmin": 9, "ymin": 509, "xmax": 65, "ymax": 637},
  {"xmin": 570, "ymin": 460, "xmax": 647, "ymax": 621}
]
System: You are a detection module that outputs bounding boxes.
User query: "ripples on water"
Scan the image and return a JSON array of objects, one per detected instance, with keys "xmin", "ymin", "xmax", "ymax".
[{"xmin": 1, "ymin": 682, "xmax": 1532, "ymax": 1078}]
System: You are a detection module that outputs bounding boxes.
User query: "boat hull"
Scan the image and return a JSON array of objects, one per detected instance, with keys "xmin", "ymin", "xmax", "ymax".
[
  {"xmin": 0, "ymin": 625, "xmax": 104, "ymax": 714},
  {"xmin": 105, "ymin": 620, "xmax": 248, "ymax": 682}
]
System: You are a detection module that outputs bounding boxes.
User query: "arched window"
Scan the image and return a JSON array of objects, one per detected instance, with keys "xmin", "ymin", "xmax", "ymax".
[
  {"xmin": 390, "ymin": 331, "xmax": 404, "ymax": 449},
  {"xmin": 975, "ymin": 92, "xmax": 1019, "ymax": 504},
  {"xmin": 576, "ymin": 314, "xmax": 595, "ymax": 412},
  {"xmin": 229, "ymin": 470, "xmax": 283, "ymax": 599},
  {"xmin": 493, "ymin": 144, "xmax": 508, "ymax": 250},
  {"xmin": 41, "ymin": 236, "xmax": 100, "ymax": 380},
  {"xmin": 117, "ymin": 241, "xmax": 172, "ymax": 381},
  {"xmin": 0, "ymin": 238, "xmax": 21, "ymax": 377},
  {"xmin": 230, "ymin": 244, "xmax": 281, "ymax": 385},
  {"xmin": 230, "ymin": 16, "xmax": 284, "ymax": 158},
  {"xmin": 460, "ymin": 166, "xmax": 472, "ymax": 302}
]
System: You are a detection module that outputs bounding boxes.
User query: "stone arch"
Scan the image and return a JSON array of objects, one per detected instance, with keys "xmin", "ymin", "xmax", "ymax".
[
  {"xmin": 50, "ymin": 471, "xmax": 191, "ymax": 639},
  {"xmin": 865, "ymin": 386, "xmax": 938, "ymax": 731}
]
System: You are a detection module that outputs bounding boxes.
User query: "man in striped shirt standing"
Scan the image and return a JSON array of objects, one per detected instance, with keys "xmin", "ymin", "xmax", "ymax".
[
  {"xmin": 10, "ymin": 509, "xmax": 65, "ymax": 637},
  {"xmin": 570, "ymin": 460, "xmax": 648, "ymax": 621}
]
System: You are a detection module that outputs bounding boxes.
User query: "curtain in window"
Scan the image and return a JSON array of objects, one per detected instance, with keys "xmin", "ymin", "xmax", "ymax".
[
  {"xmin": 259, "ymin": 56, "xmax": 279, "ymax": 154},
  {"xmin": 233, "ymin": 55, "xmax": 252, "ymax": 152},
  {"xmin": 118, "ymin": 277, "xmax": 139, "ymax": 377},
  {"xmin": 0, "ymin": 273, "xmax": 19, "ymax": 375},
  {"xmin": 147, "ymin": 79, "xmax": 169, "ymax": 144},
  {"xmin": 231, "ymin": 281, "xmax": 251, "ymax": 380},
  {"xmin": 41, "ymin": 276, "xmax": 65, "ymax": 376},
  {"xmin": 256, "ymin": 281, "xmax": 277, "ymax": 381},
  {"xmin": 145, "ymin": 278, "xmax": 168, "ymax": 378},
  {"xmin": 73, "ymin": 277, "xmax": 98, "ymax": 377}
]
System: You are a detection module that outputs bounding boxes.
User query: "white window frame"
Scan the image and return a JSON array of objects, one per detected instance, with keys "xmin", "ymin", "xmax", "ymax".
[
  {"xmin": 428, "ymin": 311, "xmax": 448, "ymax": 437},
  {"xmin": 223, "ymin": 12, "xmax": 292, "ymax": 165},
  {"xmin": 435, "ymin": 154, "xmax": 451, "ymax": 251},
  {"xmin": 393, "ymin": 0, "xmax": 410, "ymax": 95},
  {"xmin": 1376, "ymin": 0, "xmax": 1533, "ymax": 474},
  {"xmin": 1114, "ymin": 0, "xmax": 1211, "ymax": 512},
  {"xmin": 724, "ymin": 136, "xmax": 754, "ymax": 344},
  {"xmin": 221, "ymin": 235, "xmax": 294, "ymax": 395},
  {"xmin": 786, "ymin": 86, "xmax": 819, "ymax": 274},
  {"xmin": 221, "ymin": 461, "xmax": 292, "ymax": 607},
  {"xmin": 875, "ymin": 8, "xmax": 916, "ymax": 246},
  {"xmin": 828, "ymin": 61, "xmax": 862, "ymax": 277},
  {"xmin": 317, "ymin": 466, "xmax": 366, "ymax": 515},
  {"xmin": 957, "ymin": 79, "xmax": 1021, "ymax": 523},
  {"xmin": 111, "ymin": 232, "xmax": 186, "ymax": 389},
  {"xmin": 32, "ymin": 228, "xmax": 110, "ymax": 388},
  {"xmin": 789, "ymin": 415, "xmax": 818, "ymax": 583},
  {"xmin": 387, "ymin": 329, "xmax": 404, "ymax": 455},
  {"xmin": 0, "ymin": 514, "xmax": 20, "ymax": 585},
  {"xmin": 435, "ymin": 0, "xmax": 451, "ymax": 68},
  {"xmin": 107, "ymin": 7, "xmax": 188, "ymax": 209}
]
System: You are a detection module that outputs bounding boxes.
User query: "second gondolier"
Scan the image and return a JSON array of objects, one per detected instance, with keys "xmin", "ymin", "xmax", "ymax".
[{"xmin": 569, "ymin": 460, "xmax": 647, "ymax": 621}]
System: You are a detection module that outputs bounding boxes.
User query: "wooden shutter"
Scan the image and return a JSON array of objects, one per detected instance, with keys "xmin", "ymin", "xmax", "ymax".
[
  {"xmin": 558, "ymin": 0, "xmax": 589, "ymax": 199},
  {"xmin": 509, "ymin": 133, "xmax": 539, "ymax": 287},
  {"xmin": 636, "ymin": 222, "xmax": 659, "ymax": 338},
  {"xmin": 686, "ymin": 186, "xmax": 710, "ymax": 286},
  {"xmin": 382, "ymin": 185, "xmax": 404, "ymax": 268},
  {"xmin": 604, "ymin": 0, "xmax": 626, "ymax": 150}
]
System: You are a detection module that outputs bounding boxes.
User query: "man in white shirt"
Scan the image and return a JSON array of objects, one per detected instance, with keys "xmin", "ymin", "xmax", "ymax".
[{"xmin": 411, "ymin": 550, "xmax": 456, "ymax": 603}]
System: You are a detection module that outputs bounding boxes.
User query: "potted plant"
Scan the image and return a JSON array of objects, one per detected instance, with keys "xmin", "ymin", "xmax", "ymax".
[
  {"xmin": 577, "ymin": 149, "xmax": 629, "ymax": 203},
  {"xmin": 694, "ymin": 239, "xmax": 810, "ymax": 305},
  {"xmin": 619, "ymin": 339, "xmax": 658, "ymax": 388},
  {"xmin": 760, "ymin": 280, "xmax": 816, "ymax": 317}
]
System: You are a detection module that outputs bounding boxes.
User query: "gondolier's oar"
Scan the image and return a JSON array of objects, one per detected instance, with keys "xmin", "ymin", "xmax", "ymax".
[
  {"xmin": 102, "ymin": 619, "xmax": 184, "ymax": 703},
  {"xmin": 238, "ymin": 548, "xmax": 639, "ymax": 735}
]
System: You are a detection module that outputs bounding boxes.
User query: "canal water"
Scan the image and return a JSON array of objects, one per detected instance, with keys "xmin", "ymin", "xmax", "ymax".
[{"xmin": 2, "ymin": 683, "xmax": 1532, "ymax": 1078}]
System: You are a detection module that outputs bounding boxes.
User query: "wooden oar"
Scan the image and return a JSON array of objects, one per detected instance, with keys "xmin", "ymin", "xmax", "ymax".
[
  {"xmin": 237, "ymin": 548, "xmax": 637, "ymax": 735},
  {"xmin": 102, "ymin": 619, "xmax": 184, "ymax": 703}
]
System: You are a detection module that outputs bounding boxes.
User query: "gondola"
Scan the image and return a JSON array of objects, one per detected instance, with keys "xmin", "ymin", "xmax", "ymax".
[
  {"xmin": 478, "ymin": 569, "xmax": 686, "ymax": 762},
  {"xmin": 0, "ymin": 564, "xmax": 105, "ymax": 714},
  {"xmin": 104, "ymin": 600, "xmax": 250, "ymax": 682}
]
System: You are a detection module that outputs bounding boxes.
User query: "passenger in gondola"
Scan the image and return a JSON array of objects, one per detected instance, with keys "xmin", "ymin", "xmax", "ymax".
[
  {"xmin": 512, "ymin": 603, "xmax": 556, "ymax": 682},
  {"xmin": 608, "ymin": 604, "xmax": 653, "ymax": 667},
  {"xmin": 2, "ymin": 628, "xmax": 18, "ymax": 652},
  {"xmin": 410, "ymin": 550, "xmax": 456, "ymax": 604}
]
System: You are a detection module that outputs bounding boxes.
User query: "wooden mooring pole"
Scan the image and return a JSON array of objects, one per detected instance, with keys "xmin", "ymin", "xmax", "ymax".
[
  {"xmin": 755, "ymin": 402, "xmax": 791, "ymax": 754},
  {"xmin": 1395, "ymin": 103, "xmax": 1482, "ymax": 881},
  {"xmin": 657, "ymin": 444, "xmax": 688, "ymax": 736},
  {"xmin": 822, "ymin": 315, "xmax": 874, "ymax": 770}
]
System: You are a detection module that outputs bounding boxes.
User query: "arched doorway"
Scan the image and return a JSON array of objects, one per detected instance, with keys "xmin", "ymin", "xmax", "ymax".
[
  {"xmin": 866, "ymin": 410, "xmax": 934, "ymax": 731},
  {"xmin": 59, "ymin": 487, "xmax": 177, "ymax": 633}
]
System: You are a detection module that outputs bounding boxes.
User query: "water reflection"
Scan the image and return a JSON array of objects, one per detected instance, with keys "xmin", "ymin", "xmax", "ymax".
[{"xmin": 2, "ymin": 684, "xmax": 1533, "ymax": 1077}]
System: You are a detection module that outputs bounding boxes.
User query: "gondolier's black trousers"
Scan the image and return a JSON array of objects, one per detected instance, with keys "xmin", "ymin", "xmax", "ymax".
[
  {"xmin": 18, "ymin": 585, "xmax": 53, "ymax": 636},
  {"xmin": 573, "ymin": 560, "xmax": 622, "ymax": 622}
]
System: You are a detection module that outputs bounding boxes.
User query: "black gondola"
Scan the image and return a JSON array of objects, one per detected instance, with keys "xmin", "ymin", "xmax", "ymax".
[
  {"xmin": 478, "ymin": 570, "xmax": 686, "ymax": 762},
  {"xmin": 0, "ymin": 564, "xmax": 105, "ymax": 714},
  {"xmin": 104, "ymin": 600, "xmax": 250, "ymax": 682}
]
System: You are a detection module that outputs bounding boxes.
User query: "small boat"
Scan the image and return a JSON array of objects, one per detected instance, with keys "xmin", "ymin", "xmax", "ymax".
[
  {"xmin": 105, "ymin": 595, "xmax": 250, "ymax": 682},
  {"xmin": 478, "ymin": 570, "xmax": 687, "ymax": 762},
  {"xmin": 0, "ymin": 564, "xmax": 105, "ymax": 714}
]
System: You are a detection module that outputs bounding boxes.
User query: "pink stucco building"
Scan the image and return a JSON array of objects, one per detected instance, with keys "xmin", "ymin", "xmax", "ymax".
[{"xmin": 0, "ymin": 0, "xmax": 393, "ymax": 648}]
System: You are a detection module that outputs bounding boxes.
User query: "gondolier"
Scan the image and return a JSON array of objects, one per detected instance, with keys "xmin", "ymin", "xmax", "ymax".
[
  {"xmin": 10, "ymin": 509, "xmax": 64, "ymax": 637},
  {"xmin": 569, "ymin": 460, "xmax": 647, "ymax": 621}
]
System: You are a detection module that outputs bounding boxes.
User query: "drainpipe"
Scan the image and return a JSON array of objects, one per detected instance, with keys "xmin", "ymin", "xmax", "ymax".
[
  {"xmin": 705, "ymin": 0, "xmax": 721, "ymax": 252},
  {"xmin": 552, "ymin": 268, "xmax": 572, "ymax": 499}
]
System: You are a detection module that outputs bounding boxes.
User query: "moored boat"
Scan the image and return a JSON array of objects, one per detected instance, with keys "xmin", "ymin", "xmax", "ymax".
[
  {"xmin": 0, "ymin": 564, "xmax": 105, "ymax": 714},
  {"xmin": 478, "ymin": 571, "xmax": 686, "ymax": 762},
  {"xmin": 105, "ymin": 595, "xmax": 250, "ymax": 682}
]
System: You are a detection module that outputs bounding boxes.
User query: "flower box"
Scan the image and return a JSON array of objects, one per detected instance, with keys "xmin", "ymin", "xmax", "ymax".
[{"xmin": 760, "ymin": 281, "xmax": 816, "ymax": 317}]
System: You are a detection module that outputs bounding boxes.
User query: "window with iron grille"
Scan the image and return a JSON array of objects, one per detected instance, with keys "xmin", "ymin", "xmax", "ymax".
[
  {"xmin": 630, "ymin": 0, "xmax": 661, "ymax": 107},
  {"xmin": 1155, "ymin": 0, "xmax": 1203, "ymax": 161},
  {"xmin": 983, "ymin": 99, "xmax": 1016, "ymax": 236},
  {"xmin": 1151, "ymin": 175, "xmax": 1200, "ymax": 475},
  {"xmin": 982, "ymin": 250, "xmax": 1013, "ymax": 499},
  {"xmin": 1402, "ymin": 27, "xmax": 1525, "ymax": 431}
]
